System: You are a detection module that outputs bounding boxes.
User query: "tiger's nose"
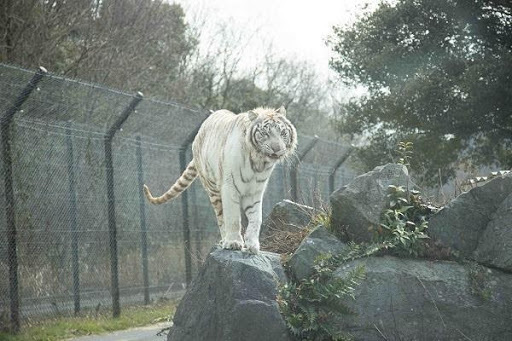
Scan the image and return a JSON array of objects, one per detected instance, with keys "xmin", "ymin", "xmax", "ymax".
[{"xmin": 271, "ymin": 143, "xmax": 281, "ymax": 153}]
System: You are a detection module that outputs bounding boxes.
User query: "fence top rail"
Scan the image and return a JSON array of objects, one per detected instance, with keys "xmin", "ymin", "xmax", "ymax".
[
  {"xmin": 0, "ymin": 63, "xmax": 208, "ymax": 116},
  {"xmin": 1, "ymin": 63, "xmax": 350, "ymax": 159}
]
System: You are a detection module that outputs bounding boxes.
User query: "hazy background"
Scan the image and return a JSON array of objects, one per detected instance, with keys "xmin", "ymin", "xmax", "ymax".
[
  {"xmin": 1, "ymin": 0, "xmax": 511, "ymax": 194},
  {"xmin": 176, "ymin": 0, "xmax": 374, "ymax": 76}
]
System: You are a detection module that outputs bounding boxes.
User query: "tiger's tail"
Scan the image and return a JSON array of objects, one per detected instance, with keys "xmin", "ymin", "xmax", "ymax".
[{"xmin": 143, "ymin": 160, "xmax": 198, "ymax": 204}]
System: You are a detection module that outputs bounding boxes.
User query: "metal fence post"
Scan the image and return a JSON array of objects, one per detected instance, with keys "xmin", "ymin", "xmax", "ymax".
[
  {"xmin": 179, "ymin": 120, "xmax": 205, "ymax": 286},
  {"xmin": 290, "ymin": 136, "xmax": 319, "ymax": 203},
  {"xmin": 329, "ymin": 148, "xmax": 353, "ymax": 194},
  {"xmin": 65, "ymin": 122, "xmax": 80, "ymax": 315},
  {"xmin": 104, "ymin": 92, "xmax": 143, "ymax": 318},
  {"xmin": 135, "ymin": 136, "xmax": 150, "ymax": 305},
  {"xmin": 0, "ymin": 66, "xmax": 46, "ymax": 332}
]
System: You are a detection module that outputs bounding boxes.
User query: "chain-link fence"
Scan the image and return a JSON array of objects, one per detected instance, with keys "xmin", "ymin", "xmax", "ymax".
[{"xmin": 0, "ymin": 63, "xmax": 356, "ymax": 332}]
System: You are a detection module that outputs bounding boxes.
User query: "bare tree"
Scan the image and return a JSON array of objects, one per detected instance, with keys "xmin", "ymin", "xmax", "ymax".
[
  {"xmin": 1, "ymin": 0, "xmax": 338, "ymax": 137},
  {"xmin": 1, "ymin": 0, "xmax": 196, "ymax": 99}
]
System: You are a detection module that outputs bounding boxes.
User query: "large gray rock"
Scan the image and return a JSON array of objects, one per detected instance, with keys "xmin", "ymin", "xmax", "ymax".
[
  {"xmin": 261, "ymin": 200, "xmax": 315, "ymax": 240},
  {"xmin": 168, "ymin": 247, "xmax": 291, "ymax": 341},
  {"xmin": 288, "ymin": 225, "xmax": 347, "ymax": 281},
  {"xmin": 474, "ymin": 192, "xmax": 512, "ymax": 271},
  {"xmin": 334, "ymin": 256, "xmax": 512, "ymax": 341},
  {"xmin": 330, "ymin": 163, "xmax": 411, "ymax": 243},
  {"xmin": 429, "ymin": 174, "xmax": 512, "ymax": 256}
]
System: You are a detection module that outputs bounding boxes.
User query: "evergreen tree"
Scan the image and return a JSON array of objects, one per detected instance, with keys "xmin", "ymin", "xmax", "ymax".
[{"xmin": 329, "ymin": 0, "xmax": 512, "ymax": 183}]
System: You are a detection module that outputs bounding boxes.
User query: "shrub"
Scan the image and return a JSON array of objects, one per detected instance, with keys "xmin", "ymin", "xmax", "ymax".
[{"xmin": 376, "ymin": 185, "xmax": 432, "ymax": 256}]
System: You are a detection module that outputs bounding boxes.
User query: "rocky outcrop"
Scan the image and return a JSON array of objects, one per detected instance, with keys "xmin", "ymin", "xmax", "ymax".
[
  {"xmin": 473, "ymin": 191, "xmax": 512, "ymax": 271},
  {"xmin": 330, "ymin": 163, "xmax": 411, "ymax": 242},
  {"xmin": 428, "ymin": 174, "xmax": 512, "ymax": 257},
  {"xmin": 167, "ymin": 247, "xmax": 290, "ymax": 341},
  {"xmin": 284, "ymin": 224, "xmax": 512, "ymax": 341},
  {"xmin": 288, "ymin": 225, "xmax": 347, "ymax": 281},
  {"xmin": 168, "ymin": 167, "xmax": 512, "ymax": 341},
  {"xmin": 260, "ymin": 200, "xmax": 314, "ymax": 240},
  {"xmin": 334, "ymin": 256, "xmax": 512, "ymax": 341}
]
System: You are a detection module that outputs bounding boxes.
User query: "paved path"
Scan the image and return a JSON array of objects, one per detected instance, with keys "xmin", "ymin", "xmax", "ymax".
[{"xmin": 69, "ymin": 322, "xmax": 171, "ymax": 341}]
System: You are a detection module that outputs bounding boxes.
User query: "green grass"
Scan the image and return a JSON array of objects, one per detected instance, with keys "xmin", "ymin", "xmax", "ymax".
[{"xmin": 0, "ymin": 300, "xmax": 178, "ymax": 341}]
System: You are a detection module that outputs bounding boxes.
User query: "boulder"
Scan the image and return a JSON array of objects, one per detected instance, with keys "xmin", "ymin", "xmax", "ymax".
[
  {"xmin": 333, "ymin": 256, "xmax": 512, "ymax": 341},
  {"xmin": 260, "ymin": 200, "xmax": 315, "ymax": 240},
  {"xmin": 474, "ymin": 192, "xmax": 512, "ymax": 271},
  {"xmin": 429, "ymin": 174, "xmax": 512, "ymax": 256},
  {"xmin": 288, "ymin": 225, "xmax": 347, "ymax": 281},
  {"xmin": 260, "ymin": 200, "xmax": 315, "ymax": 253},
  {"xmin": 167, "ymin": 247, "xmax": 291, "ymax": 341},
  {"xmin": 330, "ymin": 163, "xmax": 411, "ymax": 243}
]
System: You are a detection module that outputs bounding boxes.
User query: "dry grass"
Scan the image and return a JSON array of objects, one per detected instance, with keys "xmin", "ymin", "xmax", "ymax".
[
  {"xmin": 261, "ymin": 197, "xmax": 334, "ymax": 255},
  {"xmin": 261, "ymin": 225, "xmax": 312, "ymax": 255}
]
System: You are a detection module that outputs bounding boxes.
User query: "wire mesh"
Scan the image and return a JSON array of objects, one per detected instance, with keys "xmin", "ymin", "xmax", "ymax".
[{"xmin": 0, "ymin": 63, "xmax": 356, "ymax": 329}]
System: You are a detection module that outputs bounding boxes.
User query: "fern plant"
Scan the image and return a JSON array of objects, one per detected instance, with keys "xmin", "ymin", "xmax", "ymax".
[
  {"xmin": 278, "ymin": 266, "xmax": 365, "ymax": 340},
  {"xmin": 278, "ymin": 242, "xmax": 392, "ymax": 340}
]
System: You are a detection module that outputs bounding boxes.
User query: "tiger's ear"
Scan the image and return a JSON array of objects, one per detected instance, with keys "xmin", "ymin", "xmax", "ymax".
[
  {"xmin": 276, "ymin": 106, "xmax": 286, "ymax": 116},
  {"xmin": 248, "ymin": 110, "xmax": 258, "ymax": 121}
]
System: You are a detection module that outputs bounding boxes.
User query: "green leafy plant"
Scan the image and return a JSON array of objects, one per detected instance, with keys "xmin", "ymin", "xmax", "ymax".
[
  {"xmin": 397, "ymin": 141, "xmax": 414, "ymax": 167},
  {"xmin": 377, "ymin": 185, "xmax": 433, "ymax": 256}
]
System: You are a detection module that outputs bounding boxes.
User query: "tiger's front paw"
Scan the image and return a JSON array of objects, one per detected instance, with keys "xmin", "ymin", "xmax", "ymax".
[
  {"xmin": 244, "ymin": 238, "xmax": 260, "ymax": 255},
  {"xmin": 222, "ymin": 239, "xmax": 244, "ymax": 250}
]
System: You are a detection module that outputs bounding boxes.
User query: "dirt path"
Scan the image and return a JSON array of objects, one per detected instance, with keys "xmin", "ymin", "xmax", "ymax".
[{"xmin": 69, "ymin": 322, "xmax": 170, "ymax": 341}]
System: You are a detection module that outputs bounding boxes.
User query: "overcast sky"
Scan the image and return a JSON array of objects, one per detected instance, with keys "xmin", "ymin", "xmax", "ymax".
[{"xmin": 175, "ymin": 0, "xmax": 376, "ymax": 78}]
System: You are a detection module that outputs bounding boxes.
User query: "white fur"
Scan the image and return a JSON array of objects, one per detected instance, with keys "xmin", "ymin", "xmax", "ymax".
[{"xmin": 192, "ymin": 108, "xmax": 296, "ymax": 254}]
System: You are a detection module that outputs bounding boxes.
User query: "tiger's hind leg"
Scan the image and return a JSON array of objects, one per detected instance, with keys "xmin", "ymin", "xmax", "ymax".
[{"xmin": 207, "ymin": 190, "xmax": 225, "ymax": 243}]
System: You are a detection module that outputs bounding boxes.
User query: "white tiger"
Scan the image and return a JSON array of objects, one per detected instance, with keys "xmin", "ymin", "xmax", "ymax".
[{"xmin": 143, "ymin": 106, "xmax": 297, "ymax": 254}]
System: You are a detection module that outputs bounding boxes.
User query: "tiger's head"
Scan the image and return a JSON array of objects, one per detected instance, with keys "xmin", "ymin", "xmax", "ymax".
[{"xmin": 246, "ymin": 106, "xmax": 297, "ymax": 161}]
